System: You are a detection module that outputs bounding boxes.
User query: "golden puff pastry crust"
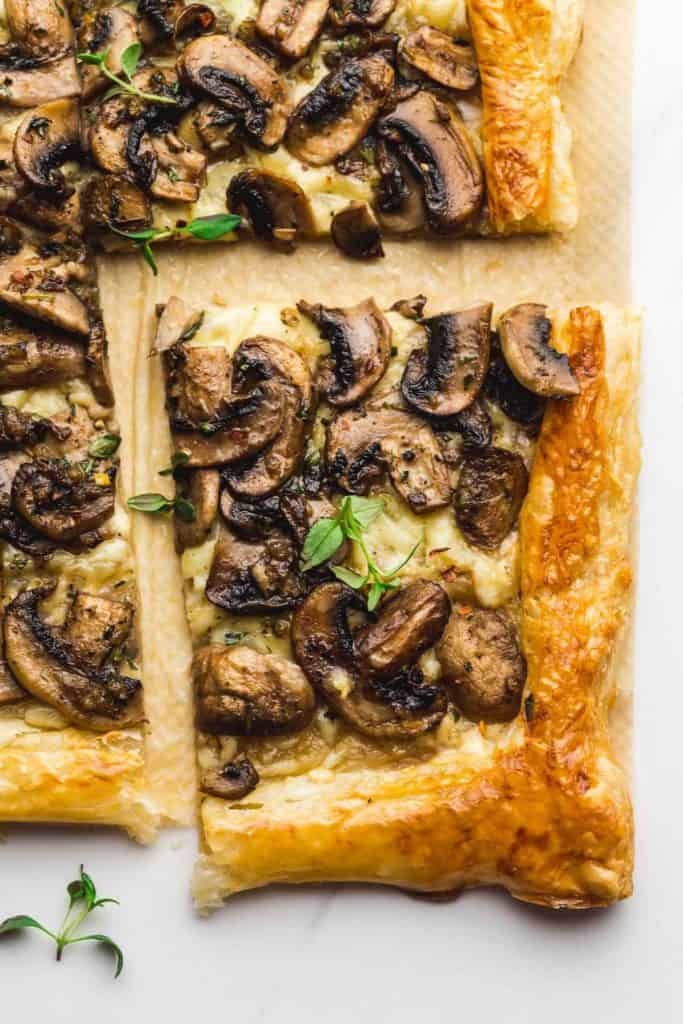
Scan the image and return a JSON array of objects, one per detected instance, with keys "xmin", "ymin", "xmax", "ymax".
[
  {"xmin": 192, "ymin": 302, "xmax": 639, "ymax": 910},
  {"xmin": 468, "ymin": 0, "xmax": 583, "ymax": 233}
]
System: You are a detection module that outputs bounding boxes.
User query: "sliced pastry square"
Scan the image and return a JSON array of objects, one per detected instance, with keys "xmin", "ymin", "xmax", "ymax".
[
  {"xmin": 0, "ymin": 215, "xmax": 194, "ymax": 838},
  {"xmin": 0, "ymin": 0, "xmax": 582, "ymax": 263},
  {"xmin": 146, "ymin": 291, "xmax": 640, "ymax": 909}
]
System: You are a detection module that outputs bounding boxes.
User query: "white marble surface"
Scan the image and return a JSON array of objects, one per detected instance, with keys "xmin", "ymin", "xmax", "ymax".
[{"xmin": 1, "ymin": 6, "xmax": 681, "ymax": 1023}]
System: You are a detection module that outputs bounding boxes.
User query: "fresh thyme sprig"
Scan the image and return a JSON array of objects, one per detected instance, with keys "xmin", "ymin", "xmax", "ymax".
[
  {"xmin": 110, "ymin": 214, "xmax": 242, "ymax": 275},
  {"xmin": 77, "ymin": 41, "xmax": 178, "ymax": 106},
  {"xmin": 0, "ymin": 865, "xmax": 124, "ymax": 977},
  {"xmin": 301, "ymin": 495, "xmax": 419, "ymax": 611}
]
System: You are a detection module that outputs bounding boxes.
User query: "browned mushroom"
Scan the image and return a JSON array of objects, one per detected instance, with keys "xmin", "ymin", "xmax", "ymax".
[
  {"xmin": 0, "ymin": 452, "xmax": 56, "ymax": 557},
  {"xmin": 402, "ymin": 304, "xmax": 492, "ymax": 418},
  {"xmin": 292, "ymin": 580, "xmax": 448, "ymax": 739},
  {"xmin": 174, "ymin": 4, "xmax": 216, "ymax": 44},
  {"xmin": 483, "ymin": 331, "xmax": 546, "ymax": 432},
  {"xmin": 298, "ymin": 297, "xmax": 390, "ymax": 406},
  {"xmin": 227, "ymin": 168, "xmax": 315, "ymax": 245},
  {"xmin": 77, "ymin": 8, "xmax": 140, "ymax": 99},
  {"xmin": 178, "ymin": 34, "xmax": 291, "ymax": 149},
  {"xmin": 328, "ymin": 0, "xmax": 396, "ymax": 31},
  {"xmin": 256, "ymin": 0, "xmax": 329, "ymax": 59},
  {"xmin": 224, "ymin": 337, "xmax": 313, "ymax": 499},
  {"xmin": 12, "ymin": 459, "xmax": 115, "ymax": 542},
  {"xmin": 374, "ymin": 140, "xmax": 427, "ymax": 233},
  {"xmin": 0, "ymin": 234, "xmax": 90, "ymax": 336},
  {"xmin": 205, "ymin": 525, "xmax": 305, "ymax": 612},
  {"xmin": 435, "ymin": 395, "xmax": 492, "ymax": 450},
  {"xmin": 0, "ymin": 315, "xmax": 86, "ymax": 392},
  {"xmin": 62, "ymin": 591, "xmax": 133, "ymax": 671},
  {"xmin": 138, "ymin": 0, "xmax": 184, "ymax": 41},
  {"xmin": 200, "ymin": 757, "xmax": 260, "ymax": 799},
  {"xmin": 4, "ymin": 583, "xmax": 142, "ymax": 730},
  {"xmin": 436, "ymin": 605, "xmax": 526, "ymax": 722},
  {"xmin": 0, "ymin": 52, "xmax": 81, "ymax": 108},
  {"xmin": 378, "ymin": 90, "xmax": 483, "ymax": 233},
  {"xmin": 13, "ymin": 98, "xmax": 80, "ymax": 198},
  {"xmin": 165, "ymin": 344, "xmax": 285, "ymax": 468},
  {"xmin": 285, "ymin": 54, "xmax": 394, "ymax": 166},
  {"xmin": 6, "ymin": 0, "xmax": 74, "ymax": 58},
  {"xmin": 400, "ymin": 28, "xmax": 478, "ymax": 91},
  {"xmin": 326, "ymin": 404, "xmax": 450, "ymax": 513},
  {"xmin": 498, "ymin": 303, "xmax": 580, "ymax": 398},
  {"xmin": 174, "ymin": 467, "xmax": 219, "ymax": 550},
  {"xmin": 355, "ymin": 579, "xmax": 450, "ymax": 679},
  {"xmin": 330, "ymin": 201, "xmax": 384, "ymax": 259},
  {"xmin": 454, "ymin": 446, "xmax": 528, "ymax": 549},
  {"xmin": 0, "ymin": 404, "xmax": 69, "ymax": 450},
  {"xmin": 82, "ymin": 175, "xmax": 152, "ymax": 237},
  {"xmin": 194, "ymin": 642, "xmax": 316, "ymax": 735}
]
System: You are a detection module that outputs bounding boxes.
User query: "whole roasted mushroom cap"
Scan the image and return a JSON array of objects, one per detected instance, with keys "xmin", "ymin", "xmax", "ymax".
[
  {"xmin": 330, "ymin": 201, "xmax": 384, "ymax": 259},
  {"xmin": 454, "ymin": 446, "xmax": 528, "ymax": 549},
  {"xmin": 298, "ymin": 297, "xmax": 391, "ymax": 407},
  {"xmin": 178, "ymin": 34, "xmax": 291, "ymax": 149},
  {"xmin": 200, "ymin": 757, "xmax": 260, "ymax": 800},
  {"xmin": 194, "ymin": 642, "xmax": 316, "ymax": 735},
  {"xmin": 378, "ymin": 90, "xmax": 484, "ymax": 233},
  {"xmin": 224, "ymin": 336, "xmax": 313, "ymax": 499},
  {"xmin": 355, "ymin": 579, "xmax": 450, "ymax": 679},
  {"xmin": 4, "ymin": 583, "xmax": 143, "ymax": 730},
  {"xmin": 205, "ymin": 525, "xmax": 305, "ymax": 612},
  {"xmin": 256, "ymin": 0, "xmax": 329, "ymax": 59},
  {"xmin": 326, "ymin": 403, "xmax": 450, "ymax": 513},
  {"xmin": 292, "ymin": 580, "xmax": 448, "ymax": 739},
  {"xmin": 437, "ymin": 605, "xmax": 526, "ymax": 723},
  {"xmin": 227, "ymin": 168, "xmax": 315, "ymax": 245},
  {"xmin": 498, "ymin": 303, "xmax": 580, "ymax": 398},
  {"xmin": 328, "ymin": 0, "xmax": 396, "ymax": 31},
  {"xmin": 12, "ymin": 458, "xmax": 115, "ymax": 541},
  {"xmin": 13, "ymin": 98, "xmax": 81, "ymax": 198},
  {"xmin": 285, "ymin": 54, "xmax": 394, "ymax": 167},
  {"xmin": 402, "ymin": 303, "xmax": 492, "ymax": 417},
  {"xmin": 400, "ymin": 27, "xmax": 478, "ymax": 91}
]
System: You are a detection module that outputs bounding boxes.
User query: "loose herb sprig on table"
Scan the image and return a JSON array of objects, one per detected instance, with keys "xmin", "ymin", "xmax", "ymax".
[
  {"xmin": 301, "ymin": 495, "xmax": 419, "ymax": 611},
  {"xmin": 77, "ymin": 41, "xmax": 178, "ymax": 106},
  {"xmin": 110, "ymin": 214, "xmax": 242, "ymax": 275},
  {"xmin": 128, "ymin": 491, "xmax": 196, "ymax": 522},
  {"xmin": 0, "ymin": 865, "xmax": 124, "ymax": 977}
]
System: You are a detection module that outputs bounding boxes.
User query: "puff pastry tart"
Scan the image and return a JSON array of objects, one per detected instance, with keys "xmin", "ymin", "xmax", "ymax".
[
  {"xmin": 0, "ymin": 211, "xmax": 191, "ymax": 839},
  {"xmin": 150, "ymin": 292, "xmax": 640, "ymax": 910},
  {"xmin": 0, "ymin": 0, "xmax": 581, "ymax": 258}
]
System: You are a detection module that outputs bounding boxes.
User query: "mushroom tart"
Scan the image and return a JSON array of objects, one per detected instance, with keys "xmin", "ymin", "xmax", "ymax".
[
  {"xmin": 0, "ymin": 0, "xmax": 582, "ymax": 255},
  {"xmin": 152, "ymin": 294, "xmax": 639, "ymax": 914}
]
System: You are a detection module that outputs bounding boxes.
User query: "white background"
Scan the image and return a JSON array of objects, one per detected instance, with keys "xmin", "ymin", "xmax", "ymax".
[{"xmin": 1, "ymin": 4, "xmax": 681, "ymax": 1021}]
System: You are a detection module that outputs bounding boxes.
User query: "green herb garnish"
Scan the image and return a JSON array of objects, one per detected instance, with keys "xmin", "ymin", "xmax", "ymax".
[
  {"xmin": 301, "ymin": 495, "xmax": 419, "ymax": 611},
  {"xmin": 0, "ymin": 865, "xmax": 124, "ymax": 977},
  {"xmin": 88, "ymin": 432, "xmax": 121, "ymax": 459},
  {"xmin": 127, "ymin": 491, "xmax": 196, "ymax": 522},
  {"xmin": 110, "ymin": 214, "xmax": 241, "ymax": 275},
  {"xmin": 77, "ymin": 42, "xmax": 177, "ymax": 107},
  {"xmin": 158, "ymin": 450, "xmax": 191, "ymax": 476}
]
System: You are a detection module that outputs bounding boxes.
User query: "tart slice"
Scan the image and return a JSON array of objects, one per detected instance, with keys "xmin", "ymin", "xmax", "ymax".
[
  {"xmin": 147, "ymin": 291, "xmax": 639, "ymax": 908},
  {"xmin": 0, "ymin": 218, "xmax": 194, "ymax": 838}
]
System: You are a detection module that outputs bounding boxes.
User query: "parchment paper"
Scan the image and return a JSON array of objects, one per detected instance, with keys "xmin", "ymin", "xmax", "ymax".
[{"xmin": 97, "ymin": 0, "xmax": 636, "ymax": 817}]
